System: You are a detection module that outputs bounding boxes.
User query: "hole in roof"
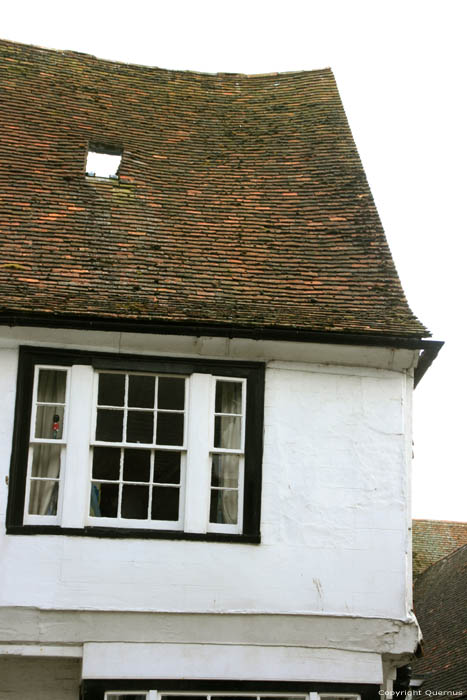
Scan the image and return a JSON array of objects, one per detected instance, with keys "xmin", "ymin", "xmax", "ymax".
[{"xmin": 86, "ymin": 145, "xmax": 122, "ymax": 179}]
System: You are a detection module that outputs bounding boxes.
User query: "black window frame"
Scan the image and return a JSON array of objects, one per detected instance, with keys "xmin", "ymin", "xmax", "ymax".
[
  {"xmin": 6, "ymin": 346, "xmax": 264, "ymax": 544},
  {"xmin": 80, "ymin": 679, "xmax": 376, "ymax": 700}
]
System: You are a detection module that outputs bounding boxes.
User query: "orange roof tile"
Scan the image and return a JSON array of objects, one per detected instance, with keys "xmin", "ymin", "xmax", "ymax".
[{"xmin": 0, "ymin": 39, "xmax": 428, "ymax": 338}]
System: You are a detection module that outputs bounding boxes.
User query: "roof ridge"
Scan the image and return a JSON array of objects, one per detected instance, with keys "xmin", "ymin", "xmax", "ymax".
[
  {"xmin": 416, "ymin": 542, "xmax": 467, "ymax": 579},
  {"xmin": 0, "ymin": 36, "xmax": 332, "ymax": 79}
]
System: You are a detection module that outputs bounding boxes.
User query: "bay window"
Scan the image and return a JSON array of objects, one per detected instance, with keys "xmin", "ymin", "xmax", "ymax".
[{"xmin": 7, "ymin": 347, "xmax": 264, "ymax": 542}]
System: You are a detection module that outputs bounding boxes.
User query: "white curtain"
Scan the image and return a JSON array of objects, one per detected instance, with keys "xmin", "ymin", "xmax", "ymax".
[
  {"xmin": 218, "ymin": 454, "xmax": 239, "ymax": 524},
  {"xmin": 29, "ymin": 444, "xmax": 60, "ymax": 515},
  {"xmin": 215, "ymin": 381, "xmax": 242, "ymax": 524},
  {"xmin": 28, "ymin": 370, "xmax": 64, "ymax": 516}
]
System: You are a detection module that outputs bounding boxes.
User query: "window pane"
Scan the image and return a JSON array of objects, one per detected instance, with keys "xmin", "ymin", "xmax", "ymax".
[
  {"xmin": 158, "ymin": 376, "xmax": 185, "ymax": 410},
  {"xmin": 96, "ymin": 409, "xmax": 124, "ymax": 442},
  {"xmin": 123, "ymin": 449, "xmax": 151, "ymax": 482},
  {"xmin": 37, "ymin": 368, "xmax": 66, "ymax": 403},
  {"xmin": 128, "ymin": 375, "xmax": 155, "ymax": 408},
  {"xmin": 127, "ymin": 411, "xmax": 154, "ymax": 444},
  {"xmin": 260, "ymin": 697, "xmax": 308, "ymax": 700},
  {"xmin": 90, "ymin": 482, "xmax": 119, "ymax": 517},
  {"xmin": 210, "ymin": 488, "xmax": 238, "ymax": 524},
  {"xmin": 31, "ymin": 443, "xmax": 61, "ymax": 479},
  {"xmin": 156, "ymin": 412, "xmax": 184, "ymax": 445},
  {"xmin": 211, "ymin": 453, "xmax": 239, "ymax": 488},
  {"xmin": 212, "ymin": 697, "xmax": 257, "ymax": 700},
  {"xmin": 214, "ymin": 415, "xmax": 241, "ymax": 449},
  {"xmin": 28, "ymin": 479, "xmax": 59, "ymax": 515},
  {"xmin": 98, "ymin": 373, "xmax": 125, "ymax": 406},
  {"xmin": 151, "ymin": 486, "xmax": 179, "ymax": 520},
  {"xmin": 215, "ymin": 380, "xmax": 242, "ymax": 414},
  {"xmin": 154, "ymin": 450, "xmax": 181, "ymax": 484},
  {"xmin": 92, "ymin": 446, "xmax": 121, "ymax": 480},
  {"xmin": 121, "ymin": 485, "xmax": 149, "ymax": 519},
  {"xmin": 35, "ymin": 405, "xmax": 65, "ymax": 439},
  {"xmin": 161, "ymin": 697, "xmax": 207, "ymax": 700}
]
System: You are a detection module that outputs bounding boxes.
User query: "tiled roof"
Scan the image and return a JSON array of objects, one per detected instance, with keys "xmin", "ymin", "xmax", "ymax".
[
  {"xmin": 412, "ymin": 544, "xmax": 467, "ymax": 696},
  {"xmin": 0, "ymin": 39, "xmax": 428, "ymax": 337},
  {"xmin": 413, "ymin": 519, "xmax": 467, "ymax": 578}
]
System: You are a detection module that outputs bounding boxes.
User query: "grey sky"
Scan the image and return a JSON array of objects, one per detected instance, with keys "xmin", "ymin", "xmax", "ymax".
[{"xmin": 3, "ymin": 0, "xmax": 465, "ymax": 521}]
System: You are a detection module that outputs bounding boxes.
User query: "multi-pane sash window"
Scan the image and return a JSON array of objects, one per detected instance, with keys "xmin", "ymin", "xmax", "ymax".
[
  {"xmin": 105, "ymin": 695, "xmax": 310, "ymax": 700},
  {"xmin": 209, "ymin": 378, "xmax": 246, "ymax": 531},
  {"xmin": 8, "ymin": 347, "xmax": 264, "ymax": 541},
  {"xmin": 90, "ymin": 372, "xmax": 186, "ymax": 527},
  {"xmin": 103, "ymin": 692, "xmax": 360, "ymax": 700},
  {"xmin": 24, "ymin": 366, "xmax": 69, "ymax": 524}
]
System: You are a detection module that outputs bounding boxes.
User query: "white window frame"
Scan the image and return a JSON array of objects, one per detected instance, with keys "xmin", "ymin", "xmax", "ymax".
[
  {"xmin": 23, "ymin": 365, "xmax": 71, "ymax": 525},
  {"xmin": 103, "ymin": 692, "xmax": 360, "ymax": 700},
  {"xmin": 105, "ymin": 694, "xmax": 153, "ymax": 700},
  {"xmin": 157, "ymin": 694, "xmax": 309, "ymax": 700},
  {"xmin": 86, "ymin": 370, "xmax": 188, "ymax": 530},
  {"xmin": 207, "ymin": 375, "xmax": 247, "ymax": 535}
]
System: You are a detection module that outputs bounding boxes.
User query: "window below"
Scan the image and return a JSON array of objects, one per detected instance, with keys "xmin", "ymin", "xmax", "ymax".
[
  {"xmin": 7, "ymin": 347, "xmax": 264, "ymax": 542},
  {"xmin": 81, "ymin": 680, "xmax": 368, "ymax": 700},
  {"xmin": 107, "ymin": 695, "xmax": 148, "ymax": 700},
  {"xmin": 86, "ymin": 143, "xmax": 122, "ymax": 179},
  {"xmin": 102, "ymin": 693, "xmax": 360, "ymax": 700}
]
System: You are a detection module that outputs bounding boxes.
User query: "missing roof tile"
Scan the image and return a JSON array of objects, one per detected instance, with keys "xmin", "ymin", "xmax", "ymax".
[{"xmin": 86, "ymin": 143, "xmax": 122, "ymax": 179}]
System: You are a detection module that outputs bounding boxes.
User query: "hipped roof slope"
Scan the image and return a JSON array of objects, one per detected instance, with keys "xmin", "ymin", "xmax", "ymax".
[{"xmin": 0, "ymin": 39, "xmax": 428, "ymax": 337}]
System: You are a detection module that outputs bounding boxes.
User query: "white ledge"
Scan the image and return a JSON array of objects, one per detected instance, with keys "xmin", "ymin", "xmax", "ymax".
[{"xmin": 0, "ymin": 643, "xmax": 83, "ymax": 658}]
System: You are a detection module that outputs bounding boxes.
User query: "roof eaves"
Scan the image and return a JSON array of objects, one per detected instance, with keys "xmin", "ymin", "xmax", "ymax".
[{"xmin": 0, "ymin": 309, "xmax": 440, "ymax": 351}]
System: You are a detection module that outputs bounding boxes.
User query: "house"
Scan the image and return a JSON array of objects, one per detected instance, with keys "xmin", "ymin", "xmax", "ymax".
[
  {"xmin": 0, "ymin": 39, "xmax": 442, "ymax": 700},
  {"xmin": 412, "ymin": 519, "xmax": 467, "ymax": 579},
  {"xmin": 410, "ymin": 544, "xmax": 467, "ymax": 696}
]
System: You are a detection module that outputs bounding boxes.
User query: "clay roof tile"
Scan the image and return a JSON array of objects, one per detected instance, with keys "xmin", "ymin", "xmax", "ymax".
[{"xmin": 0, "ymin": 39, "xmax": 429, "ymax": 337}]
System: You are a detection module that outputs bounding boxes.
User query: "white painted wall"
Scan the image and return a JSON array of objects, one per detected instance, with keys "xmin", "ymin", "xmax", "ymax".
[
  {"xmin": 0, "ymin": 328, "xmax": 414, "ymax": 621},
  {"xmin": 82, "ymin": 641, "xmax": 383, "ymax": 683}
]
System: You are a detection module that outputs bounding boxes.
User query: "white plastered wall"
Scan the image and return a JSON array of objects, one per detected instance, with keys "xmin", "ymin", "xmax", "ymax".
[{"xmin": 0, "ymin": 327, "xmax": 415, "ymax": 621}]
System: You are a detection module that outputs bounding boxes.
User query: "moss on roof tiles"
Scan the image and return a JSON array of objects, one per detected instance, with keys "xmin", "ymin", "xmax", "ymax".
[
  {"xmin": 0, "ymin": 39, "xmax": 429, "ymax": 337},
  {"xmin": 412, "ymin": 544, "xmax": 467, "ymax": 694},
  {"xmin": 413, "ymin": 519, "xmax": 467, "ymax": 578}
]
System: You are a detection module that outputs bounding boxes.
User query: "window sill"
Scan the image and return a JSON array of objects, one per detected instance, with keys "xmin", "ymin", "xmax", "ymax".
[{"xmin": 6, "ymin": 524, "xmax": 261, "ymax": 544}]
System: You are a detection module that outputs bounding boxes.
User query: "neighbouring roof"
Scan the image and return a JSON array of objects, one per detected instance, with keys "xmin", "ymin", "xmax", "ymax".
[
  {"xmin": 0, "ymin": 39, "xmax": 429, "ymax": 338},
  {"xmin": 412, "ymin": 544, "xmax": 467, "ymax": 696},
  {"xmin": 413, "ymin": 519, "xmax": 467, "ymax": 578}
]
